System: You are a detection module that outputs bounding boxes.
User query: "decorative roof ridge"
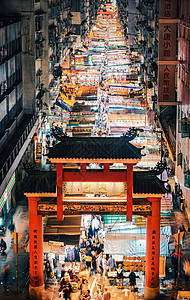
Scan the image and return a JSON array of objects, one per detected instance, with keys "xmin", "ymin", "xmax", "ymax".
[
  {"xmin": 133, "ymin": 162, "xmax": 166, "ymax": 176},
  {"xmin": 52, "ymin": 126, "xmax": 143, "ymax": 142},
  {"xmin": 122, "ymin": 127, "xmax": 143, "ymax": 141},
  {"xmin": 149, "ymin": 161, "xmax": 166, "ymax": 175},
  {"xmin": 52, "ymin": 126, "xmax": 67, "ymax": 141}
]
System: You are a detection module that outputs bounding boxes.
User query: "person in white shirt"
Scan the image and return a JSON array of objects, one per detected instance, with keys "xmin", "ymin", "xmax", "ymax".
[{"xmin": 94, "ymin": 289, "xmax": 102, "ymax": 300}]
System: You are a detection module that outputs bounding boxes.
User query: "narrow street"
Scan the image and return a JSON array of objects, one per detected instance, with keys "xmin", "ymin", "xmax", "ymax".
[{"xmin": 0, "ymin": 1, "xmax": 190, "ymax": 300}]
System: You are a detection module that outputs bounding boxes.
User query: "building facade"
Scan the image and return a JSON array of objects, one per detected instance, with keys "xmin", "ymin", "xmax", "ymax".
[{"xmin": 176, "ymin": 0, "xmax": 190, "ymax": 218}]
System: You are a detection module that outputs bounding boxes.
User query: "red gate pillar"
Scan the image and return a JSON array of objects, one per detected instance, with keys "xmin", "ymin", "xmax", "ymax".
[
  {"xmin": 57, "ymin": 163, "xmax": 63, "ymax": 221},
  {"xmin": 126, "ymin": 163, "xmax": 133, "ymax": 221},
  {"xmin": 144, "ymin": 197, "xmax": 161, "ymax": 299},
  {"xmin": 28, "ymin": 197, "xmax": 44, "ymax": 299}
]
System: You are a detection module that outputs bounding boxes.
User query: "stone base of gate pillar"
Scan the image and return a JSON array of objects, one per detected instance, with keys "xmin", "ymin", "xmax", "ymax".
[
  {"xmin": 144, "ymin": 286, "xmax": 160, "ymax": 300},
  {"xmin": 29, "ymin": 284, "xmax": 44, "ymax": 300}
]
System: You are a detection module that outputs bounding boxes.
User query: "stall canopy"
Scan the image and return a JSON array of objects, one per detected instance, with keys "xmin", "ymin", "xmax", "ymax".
[
  {"xmin": 104, "ymin": 226, "xmax": 171, "ymax": 257},
  {"xmin": 43, "ymin": 215, "xmax": 81, "ymax": 245}
]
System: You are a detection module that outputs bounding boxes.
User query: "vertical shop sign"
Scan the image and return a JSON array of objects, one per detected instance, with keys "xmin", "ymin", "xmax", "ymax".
[
  {"xmin": 158, "ymin": 65, "xmax": 176, "ymax": 104},
  {"xmin": 158, "ymin": 0, "xmax": 178, "ymax": 105},
  {"xmin": 159, "ymin": 0, "xmax": 177, "ymax": 19},
  {"xmin": 159, "ymin": 23, "xmax": 176, "ymax": 61}
]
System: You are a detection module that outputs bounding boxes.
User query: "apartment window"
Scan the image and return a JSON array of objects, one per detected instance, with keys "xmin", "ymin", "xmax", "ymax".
[
  {"xmin": 179, "ymin": 24, "xmax": 182, "ymax": 37},
  {"xmin": 182, "ymin": 67, "xmax": 185, "ymax": 82},
  {"xmin": 182, "ymin": 25, "xmax": 186, "ymax": 39},
  {"xmin": 179, "ymin": 117, "xmax": 190, "ymax": 138},
  {"xmin": 178, "ymin": 64, "xmax": 181, "ymax": 79},
  {"xmin": 187, "ymin": 28, "xmax": 190, "ymax": 41},
  {"xmin": 35, "ymin": 16, "xmax": 43, "ymax": 31},
  {"xmin": 36, "ymin": 32, "xmax": 44, "ymax": 43},
  {"xmin": 185, "ymin": 71, "xmax": 189, "ymax": 88},
  {"xmin": 0, "ymin": 81, "xmax": 7, "ymax": 97},
  {"xmin": 178, "ymin": 105, "xmax": 181, "ymax": 120},
  {"xmin": 36, "ymin": 44, "xmax": 43, "ymax": 59},
  {"xmin": 36, "ymin": 69, "xmax": 42, "ymax": 88},
  {"xmin": 184, "ymin": 171, "xmax": 190, "ymax": 188},
  {"xmin": 0, "ymin": 45, "xmax": 7, "ymax": 61},
  {"xmin": 177, "ymin": 152, "xmax": 183, "ymax": 166}
]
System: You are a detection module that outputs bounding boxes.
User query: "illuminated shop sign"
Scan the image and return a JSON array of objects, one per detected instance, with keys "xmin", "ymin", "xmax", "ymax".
[
  {"xmin": 75, "ymin": 55, "xmax": 93, "ymax": 65},
  {"xmin": 0, "ymin": 172, "xmax": 16, "ymax": 212}
]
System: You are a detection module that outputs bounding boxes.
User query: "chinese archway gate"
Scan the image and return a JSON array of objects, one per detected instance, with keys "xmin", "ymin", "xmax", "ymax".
[{"xmin": 24, "ymin": 134, "xmax": 166, "ymax": 300}]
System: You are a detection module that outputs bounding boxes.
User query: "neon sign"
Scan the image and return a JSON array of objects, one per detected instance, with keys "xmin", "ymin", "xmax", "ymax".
[{"xmin": 0, "ymin": 172, "xmax": 16, "ymax": 211}]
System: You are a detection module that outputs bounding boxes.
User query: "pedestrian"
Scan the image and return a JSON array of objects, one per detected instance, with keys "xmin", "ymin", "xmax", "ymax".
[
  {"xmin": 94, "ymin": 289, "xmax": 102, "ymax": 300},
  {"xmin": 86, "ymin": 246, "xmax": 92, "ymax": 277},
  {"xmin": 61, "ymin": 263, "xmax": 66, "ymax": 278},
  {"xmin": 92, "ymin": 216, "xmax": 100, "ymax": 237},
  {"xmin": 0, "ymin": 238, "xmax": 7, "ymax": 255},
  {"xmin": 117, "ymin": 264, "xmax": 123, "ymax": 289},
  {"xmin": 45, "ymin": 259, "xmax": 51, "ymax": 279},
  {"xmin": 180, "ymin": 196, "xmax": 184, "ymax": 211},
  {"xmin": 86, "ymin": 289, "xmax": 91, "ymax": 300},
  {"xmin": 128, "ymin": 271, "xmax": 139, "ymax": 292},
  {"xmin": 8, "ymin": 217, "xmax": 15, "ymax": 236},
  {"xmin": 183, "ymin": 258, "xmax": 190, "ymax": 287},
  {"xmin": 1, "ymin": 263, "xmax": 10, "ymax": 292},
  {"xmin": 166, "ymin": 180, "xmax": 171, "ymax": 196},
  {"xmin": 97, "ymin": 252, "xmax": 103, "ymax": 275},
  {"xmin": 62, "ymin": 277, "xmax": 72, "ymax": 300},
  {"xmin": 102, "ymin": 254, "xmax": 108, "ymax": 276},
  {"xmin": 91, "ymin": 254, "xmax": 97, "ymax": 275},
  {"xmin": 103, "ymin": 287, "xmax": 111, "ymax": 300},
  {"xmin": 107, "ymin": 254, "xmax": 116, "ymax": 270}
]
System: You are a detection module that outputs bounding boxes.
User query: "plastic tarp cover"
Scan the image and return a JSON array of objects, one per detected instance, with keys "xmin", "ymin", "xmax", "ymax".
[{"xmin": 104, "ymin": 227, "xmax": 171, "ymax": 257}]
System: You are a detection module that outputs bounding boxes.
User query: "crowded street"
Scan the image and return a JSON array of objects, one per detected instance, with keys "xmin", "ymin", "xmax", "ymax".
[{"xmin": 0, "ymin": 0, "xmax": 190, "ymax": 300}]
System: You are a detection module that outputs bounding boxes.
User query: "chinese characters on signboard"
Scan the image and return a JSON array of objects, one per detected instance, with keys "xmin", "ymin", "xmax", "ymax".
[
  {"xmin": 32, "ymin": 229, "xmax": 39, "ymax": 286},
  {"xmin": 159, "ymin": 23, "xmax": 176, "ymax": 61},
  {"xmin": 150, "ymin": 230, "xmax": 157, "ymax": 287},
  {"xmin": 159, "ymin": 0, "xmax": 177, "ymax": 19},
  {"xmin": 158, "ymin": 65, "xmax": 176, "ymax": 102},
  {"xmin": 158, "ymin": 0, "xmax": 177, "ymax": 105}
]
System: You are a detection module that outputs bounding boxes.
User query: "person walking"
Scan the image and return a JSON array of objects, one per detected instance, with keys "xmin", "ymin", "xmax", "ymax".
[
  {"xmin": 1, "ymin": 263, "xmax": 10, "ymax": 293},
  {"xmin": 94, "ymin": 289, "xmax": 102, "ymax": 300},
  {"xmin": 183, "ymin": 258, "xmax": 190, "ymax": 287},
  {"xmin": 128, "ymin": 271, "xmax": 139, "ymax": 292},
  {"xmin": 107, "ymin": 254, "xmax": 116, "ymax": 270},
  {"xmin": 61, "ymin": 263, "xmax": 66, "ymax": 278},
  {"xmin": 92, "ymin": 216, "xmax": 100, "ymax": 237},
  {"xmin": 117, "ymin": 264, "xmax": 123, "ymax": 289},
  {"xmin": 103, "ymin": 287, "xmax": 111, "ymax": 300},
  {"xmin": 8, "ymin": 217, "xmax": 15, "ymax": 233},
  {"xmin": 0, "ymin": 238, "xmax": 7, "ymax": 255},
  {"xmin": 62, "ymin": 277, "xmax": 72, "ymax": 300},
  {"xmin": 86, "ymin": 246, "xmax": 92, "ymax": 277}
]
